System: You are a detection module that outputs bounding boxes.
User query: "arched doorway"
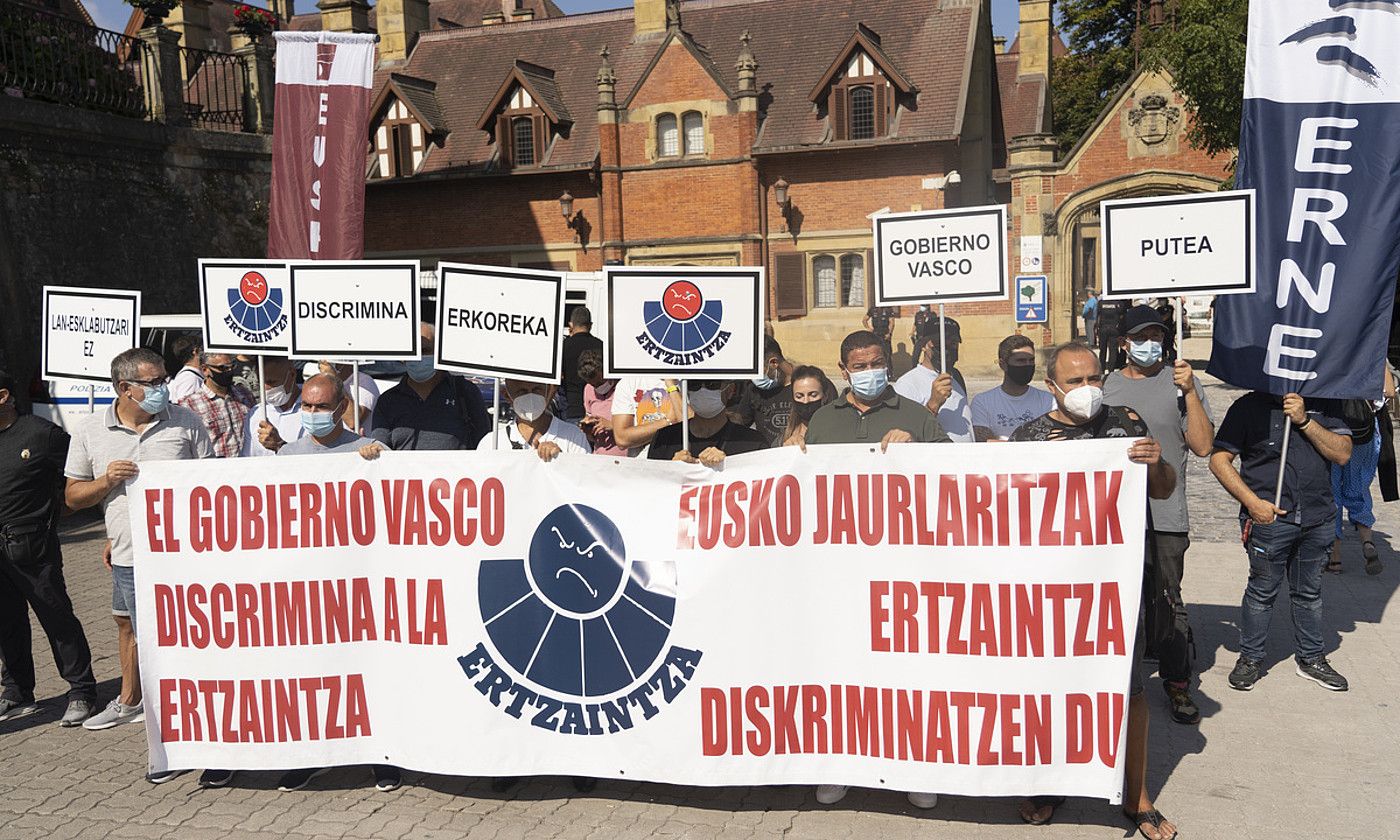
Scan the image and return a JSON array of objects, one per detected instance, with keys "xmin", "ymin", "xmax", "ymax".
[{"xmin": 1051, "ymin": 171, "xmax": 1225, "ymax": 342}]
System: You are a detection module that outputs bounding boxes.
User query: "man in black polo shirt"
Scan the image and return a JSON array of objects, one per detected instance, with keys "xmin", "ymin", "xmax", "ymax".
[
  {"xmin": 360, "ymin": 322, "xmax": 489, "ymax": 456},
  {"xmin": 560, "ymin": 307, "xmax": 603, "ymax": 422},
  {"xmin": 1210, "ymin": 390, "xmax": 1353, "ymax": 692},
  {"xmin": 805, "ymin": 330, "xmax": 948, "ymax": 449},
  {"xmin": 0, "ymin": 369, "xmax": 97, "ymax": 726}
]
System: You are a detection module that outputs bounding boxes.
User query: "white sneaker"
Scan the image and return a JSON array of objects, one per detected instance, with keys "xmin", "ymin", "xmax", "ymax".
[
  {"xmin": 82, "ymin": 699, "xmax": 144, "ymax": 731},
  {"xmin": 906, "ymin": 792, "xmax": 939, "ymax": 809},
  {"xmin": 815, "ymin": 784, "xmax": 850, "ymax": 805}
]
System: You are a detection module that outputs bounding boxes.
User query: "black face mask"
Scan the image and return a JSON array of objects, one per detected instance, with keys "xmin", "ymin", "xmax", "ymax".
[
  {"xmin": 792, "ymin": 400, "xmax": 823, "ymax": 424},
  {"xmin": 928, "ymin": 345, "xmax": 958, "ymax": 369},
  {"xmin": 209, "ymin": 369, "xmax": 237, "ymax": 389},
  {"xmin": 1005, "ymin": 363, "xmax": 1035, "ymax": 387}
]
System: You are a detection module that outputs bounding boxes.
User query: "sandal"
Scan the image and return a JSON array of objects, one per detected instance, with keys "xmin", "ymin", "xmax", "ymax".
[
  {"xmin": 1325, "ymin": 546, "xmax": 1342, "ymax": 574},
  {"xmin": 1018, "ymin": 795, "xmax": 1065, "ymax": 826},
  {"xmin": 1124, "ymin": 808, "xmax": 1178, "ymax": 840},
  {"xmin": 1363, "ymin": 540, "xmax": 1382, "ymax": 576}
]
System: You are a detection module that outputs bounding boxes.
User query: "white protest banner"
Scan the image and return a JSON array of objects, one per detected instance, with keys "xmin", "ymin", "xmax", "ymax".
[
  {"xmin": 435, "ymin": 263, "xmax": 564, "ymax": 384},
  {"xmin": 199, "ymin": 260, "xmax": 291, "ymax": 356},
  {"xmin": 131, "ymin": 441, "xmax": 1144, "ymax": 802},
  {"xmin": 1100, "ymin": 190, "xmax": 1256, "ymax": 300},
  {"xmin": 42, "ymin": 286, "xmax": 141, "ymax": 384},
  {"xmin": 605, "ymin": 266, "xmax": 764, "ymax": 378},
  {"xmin": 288, "ymin": 261, "xmax": 421, "ymax": 360},
  {"xmin": 873, "ymin": 206, "xmax": 1009, "ymax": 305}
]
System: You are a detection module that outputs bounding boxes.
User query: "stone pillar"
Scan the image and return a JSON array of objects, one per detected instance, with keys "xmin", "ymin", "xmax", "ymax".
[
  {"xmin": 234, "ymin": 36, "xmax": 275, "ymax": 134},
  {"xmin": 633, "ymin": 0, "xmax": 664, "ymax": 39},
  {"xmin": 1017, "ymin": 0, "xmax": 1053, "ymax": 80},
  {"xmin": 1008, "ymin": 133, "xmax": 1062, "ymax": 342},
  {"xmin": 269, "ymin": 0, "xmax": 295, "ymax": 24},
  {"xmin": 166, "ymin": 0, "xmax": 213, "ymax": 55},
  {"xmin": 735, "ymin": 30, "xmax": 757, "ymax": 113},
  {"xmin": 139, "ymin": 25, "xmax": 188, "ymax": 127},
  {"xmin": 378, "ymin": 0, "xmax": 429, "ymax": 63},
  {"xmin": 595, "ymin": 47, "xmax": 625, "ymax": 264},
  {"xmin": 318, "ymin": 0, "xmax": 371, "ymax": 33}
]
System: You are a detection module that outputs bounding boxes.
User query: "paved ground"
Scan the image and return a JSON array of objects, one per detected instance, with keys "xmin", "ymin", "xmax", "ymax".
[{"xmin": 3, "ymin": 338, "xmax": 1397, "ymax": 839}]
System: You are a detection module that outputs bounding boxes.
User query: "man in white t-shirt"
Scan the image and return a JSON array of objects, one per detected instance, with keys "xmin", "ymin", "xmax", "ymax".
[
  {"xmin": 242, "ymin": 357, "xmax": 305, "ymax": 456},
  {"xmin": 893, "ymin": 317, "xmax": 973, "ymax": 441},
  {"xmin": 493, "ymin": 379, "xmax": 591, "ymax": 458},
  {"xmin": 166, "ymin": 334, "xmax": 205, "ymax": 405},
  {"xmin": 971, "ymin": 334, "xmax": 1056, "ymax": 440},
  {"xmin": 609, "ymin": 376, "xmax": 685, "ymax": 456}
]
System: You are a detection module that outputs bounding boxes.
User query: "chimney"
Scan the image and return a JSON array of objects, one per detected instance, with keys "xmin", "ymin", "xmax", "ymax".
[
  {"xmin": 269, "ymin": 0, "xmax": 294, "ymax": 24},
  {"xmin": 1147, "ymin": 0, "xmax": 1165, "ymax": 29},
  {"xmin": 1016, "ymin": 0, "xmax": 1053, "ymax": 79},
  {"xmin": 511, "ymin": 7, "xmax": 535, "ymax": 22},
  {"xmin": 166, "ymin": 0, "xmax": 213, "ymax": 52},
  {"xmin": 993, "ymin": 35, "xmax": 1006, "ymax": 54},
  {"xmin": 318, "ymin": 0, "xmax": 371, "ymax": 32},
  {"xmin": 735, "ymin": 30, "xmax": 757, "ymax": 112},
  {"xmin": 634, "ymin": 0, "xmax": 665, "ymax": 39},
  {"xmin": 378, "ymin": 0, "xmax": 428, "ymax": 62}
]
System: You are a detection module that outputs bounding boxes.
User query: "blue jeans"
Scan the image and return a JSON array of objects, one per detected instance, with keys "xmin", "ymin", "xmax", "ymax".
[{"xmin": 1239, "ymin": 518, "xmax": 1332, "ymax": 662}]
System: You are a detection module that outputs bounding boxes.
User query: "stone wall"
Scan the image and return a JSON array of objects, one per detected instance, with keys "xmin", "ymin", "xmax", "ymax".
[{"xmin": 0, "ymin": 96, "xmax": 272, "ymax": 392}]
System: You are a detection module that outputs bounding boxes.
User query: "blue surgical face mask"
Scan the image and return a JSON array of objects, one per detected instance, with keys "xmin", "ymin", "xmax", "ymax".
[
  {"xmin": 136, "ymin": 382, "xmax": 169, "ymax": 415},
  {"xmin": 752, "ymin": 375, "xmax": 778, "ymax": 390},
  {"xmin": 848, "ymin": 367, "xmax": 888, "ymax": 399},
  {"xmin": 1128, "ymin": 338, "xmax": 1163, "ymax": 367},
  {"xmin": 405, "ymin": 356, "xmax": 436, "ymax": 382},
  {"xmin": 301, "ymin": 410, "xmax": 339, "ymax": 437}
]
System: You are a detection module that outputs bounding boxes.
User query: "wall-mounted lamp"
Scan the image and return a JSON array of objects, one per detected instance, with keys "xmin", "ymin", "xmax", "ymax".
[
  {"xmin": 559, "ymin": 191, "xmax": 589, "ymax": 252},
  {"xmin": 559, "ymin": 191, "xmax": 576, "ymax": 221},
  {"xmin": 773, "ymin": 177, "xmax": 793, "ymax": 233}
]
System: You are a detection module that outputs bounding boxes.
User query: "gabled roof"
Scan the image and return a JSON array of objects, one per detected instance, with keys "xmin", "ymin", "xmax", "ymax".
[
  {"xmin": 371, "ymin": 73, "xmax": 448, "ymax": 136},
  {"xmin": 369, "ymin": 0, "xmax": 984, "ymax": 177},
  {"xmin": 806, "ymin": 23, "xmax": 917, "ymax": 102},
  {"xmin": 474, "ymin": 60, "xmax": 571, "ymax": 130},
  {"xmin": 996, "ymin": 53, "xmax": 1049, "ymax": 144},
  {"xmin": 622, "ymin": 26, "xmax": 734, "ymax": 107}
]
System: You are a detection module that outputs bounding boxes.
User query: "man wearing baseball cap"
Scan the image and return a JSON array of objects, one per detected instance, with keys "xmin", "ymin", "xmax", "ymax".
[{"xmin": 1103, "ymin": 305, "xmax": 1215, "ymax": 725}]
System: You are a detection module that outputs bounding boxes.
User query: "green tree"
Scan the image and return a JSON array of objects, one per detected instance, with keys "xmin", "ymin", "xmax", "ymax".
[{"xmin": 1052, "ymin": 0, "xmax": 1248, "ymax": 166}]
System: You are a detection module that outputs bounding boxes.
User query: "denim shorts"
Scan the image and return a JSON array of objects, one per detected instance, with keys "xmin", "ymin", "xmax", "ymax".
[{"xmin": 111, "ymin": 564, "xmax": 137, "ymax": 633}]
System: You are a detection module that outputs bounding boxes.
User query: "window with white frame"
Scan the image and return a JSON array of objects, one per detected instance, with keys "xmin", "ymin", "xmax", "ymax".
[
  {"xmin": 813, "ymin": 255, "xmax": 837, "ymax": 308},
  {"xmin": 682, "ymin": 111, "xmax": 704, "ymax": 155},
  {"xmin": 372, "ymin": 98, "xmax": 425, "ymax": 178},
  {"xmin": 840, "ymin": 253, "xmax": 866, "ymax": 307},
  {"xmin": 657, "ymin": 113, "xmax": 679, "ymax": 157}
]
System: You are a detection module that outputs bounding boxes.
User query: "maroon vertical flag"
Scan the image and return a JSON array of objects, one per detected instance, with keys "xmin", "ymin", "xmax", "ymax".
[{"xmin": 267, "ymin": 32, "xmax": 377, "ymax": 260}]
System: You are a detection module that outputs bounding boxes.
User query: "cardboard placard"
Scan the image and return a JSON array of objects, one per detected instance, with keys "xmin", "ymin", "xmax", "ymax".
[
  {"xmin": 435, "ymin": 263, "xmax": 565, "ymax": 384},
  {"xmin": 199, "ymin": 259, "xmax": 291, "ymax": 356},
  {"xmin": 605, "ymin": 267, "xmax": 765, "ymax": 378},
  {"xmin": 288, "ymin": 261, "xmax": 421, "ymax": 361},
  {"xmin": 873, "ymin": 205, "xmax": 1009, "ymax": 305},
  {"xmin": 1101, "ymin": 190, "xmax": 1256, "ymax": 300},
  {"xmin": 42, "ymin": 286, "xmax": 141, "ymax": 384}
]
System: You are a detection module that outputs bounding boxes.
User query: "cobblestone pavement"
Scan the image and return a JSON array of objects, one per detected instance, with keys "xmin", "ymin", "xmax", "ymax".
[{"xmin": 3, "ymin": 341, "xmax": 1397, "ymax": 839}]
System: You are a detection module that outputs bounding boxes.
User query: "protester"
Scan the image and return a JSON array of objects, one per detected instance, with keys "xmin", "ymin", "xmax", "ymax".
[
  {"xmin": 911, "ymin": 303, "xmax": 935, "ymax": 351},
  {"xmin": 267, "ymin": 374, "xmax": 400, "ymax": 793},
  {"xmin": 1082, "ymin": 289, "xmax": 1100, "ymax": 348},
  {"xmin": 805, "ymin": 330, "xmax": 946, "ymax": 810},
  {"xmin": 492, "ymin": 379, "xmax": 591, "ymax": 458},
  {"xmin": 577, "ymin": 351, "xmax": 627, "ymax": 457},
  {"xmin": 63, "ymin": 349, "xmax": 213, "ymax": 783},
  {"xmin": 561, "ymin": 307, "xmax": 603, "ymax": 422},
  {"xmin": 0, "ymin": 370, "xmax": 97, "ymax": 727},
  {"xmin": 970, "ymin": 334, "xmax": 1056, "ymax": 440},
  {"xmin": 728, "ymin": 336, "xmax": 794, "ymax": 447},
  {"xmin": 862, "ymin": 304, "xmax": 895, "ymax": 364},
  {"xmin": 783, "ymin": 365, "xmax": 838, "ymax": 447},
  {"xmin": 611, "ymin": 376, "xmax": 687, "ymax": 455},
  {"xmin": 316, "ymin": 361, "xmax": 379, "ymax": 433},
  {"xmin": 166, "ymin": 334, "xmax": 205, "ymax": 404},
  {"xmin": 359, "ymin": 323, "xmax": 489, "ymax": 454},
  {"xmin": 242, "ymin": 356, "xmax": 304, "ymax": 456},
  {"xmin": 1097, "ymin": 297, "xmax": 1127, "ymax": 371},
  {"xmin": 177, "ymin": 352, "xmax": 255, "ymax": 458},
  {"xmin": 1010, "ymin": 342, "xmax": 1177, "ymax": 838},
  {"xmin": 1103, "ymin": 306, "xmax": 1215, "ymax": 725},
  {"xmin": 894, "ymin": 317, "xmax": 973, "ymax": 441},
  {"xmin": 231, "ymin": 354, "xmax": 260, "ymax": 397},
  {"xmin": 1327, "ymin": 364, "xmax": 1395, "ymax": 575},
  {"xmin": 648, "ymin": 381, "xmax": 767, "ymax": 465},
  {"xmin": 1211, "ymin": 390, "xmax": 1354, "ymax": 693}
]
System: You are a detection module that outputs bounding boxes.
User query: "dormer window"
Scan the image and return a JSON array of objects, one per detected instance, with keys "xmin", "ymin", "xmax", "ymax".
[
  {"xmin": 808, "ymin": 25, "xmax": 917, "ymax": 144},
  {"xmin": 477, "ymin": 61, "xmax": 573, "ymax": 172},
  {"xmin": 372, "ymin": 100, "xmax": 425, "ymax": 178},
  {"xmin": 367, "ymin": 74, "xmax": 447, "ymax": 181}
]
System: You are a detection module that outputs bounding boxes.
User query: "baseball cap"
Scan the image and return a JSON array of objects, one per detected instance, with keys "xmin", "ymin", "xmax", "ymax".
[
  {"xmin": 1123, "ymin": 305, "xmax": 1166, "ymax": 336},
  {"xmin": 919, "ymin": 316, "xmax": 962, "ymax": 344}
]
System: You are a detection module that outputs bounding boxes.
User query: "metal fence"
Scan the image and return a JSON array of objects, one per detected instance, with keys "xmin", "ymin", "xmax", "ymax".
[
  {"xmin": 181, "ymin": 45, "xmax": 248, "ymax": 132},
  {"xmin": 0, "ymin": 0, "xmax": 154, "ymax": 120}
]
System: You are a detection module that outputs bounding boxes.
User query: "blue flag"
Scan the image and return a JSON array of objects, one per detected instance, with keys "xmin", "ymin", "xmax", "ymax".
[{"xmin": 1208, "ymin": 0, "xmax": 1400, "ymax": 399}]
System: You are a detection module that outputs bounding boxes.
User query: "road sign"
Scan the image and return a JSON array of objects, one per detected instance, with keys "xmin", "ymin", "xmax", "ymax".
[
  {"xmin": 605, "ymin": 266, "xmax": 765, "ymax": 378},
  {"xmin": 435, "ymin": 263, "xmax": 565, "ymax": 384},
  {"xmin": 288, "ymin": 261, "xmax": 421, "ymax": 360},
  {"xmin": 199, "ymin": 259, "xmax": 291, "ymax": 356},
  {"xmin": 1015, "ymin": 275, "xmax": 1048, "ymax": 323},
  {"xmin": 872, "ymin": 205, "xmax": 1009, "ymax": 305},
  {"xmin": 41, "ymin": 286, "xmax": 141, "ymax": 384},
  {"xmin": 1101, "ymin": 190, "xmax": 1256, "ymax": 300}
]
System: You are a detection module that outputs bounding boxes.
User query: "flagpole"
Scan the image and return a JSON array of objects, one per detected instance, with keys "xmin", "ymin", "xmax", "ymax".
[
  {"xmin": 257, "ymin": 356, "xmax": 267, "ymax": 423},
  {"xmin": 1274, "ymin": 421, "xmax": 1292, "ymax": 509},
  {"xmin": 492, "ymin": 378, "xmax": 500, "ymax": 451},
  {"xmin": 682, "ymin": 382, "xmax": 690, "ymax": 455},
  {"xmin": 351, "ymin": 360, "xmax": 361, "ymax": 435},
  {"xmin": 938, "ymin": 304, "xmax": 947, "ymax": 374}
]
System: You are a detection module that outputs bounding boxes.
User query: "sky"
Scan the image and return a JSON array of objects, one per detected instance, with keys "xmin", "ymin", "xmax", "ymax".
[{"xmin": 87, "ymin": 0, "xmax": 1024, "ymax": 43}]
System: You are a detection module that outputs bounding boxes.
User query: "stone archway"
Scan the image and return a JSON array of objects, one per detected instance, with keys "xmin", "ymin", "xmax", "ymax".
[{"xmin": 1049, "ymin": 171, "xmax": 1226, "ymax": 343}]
